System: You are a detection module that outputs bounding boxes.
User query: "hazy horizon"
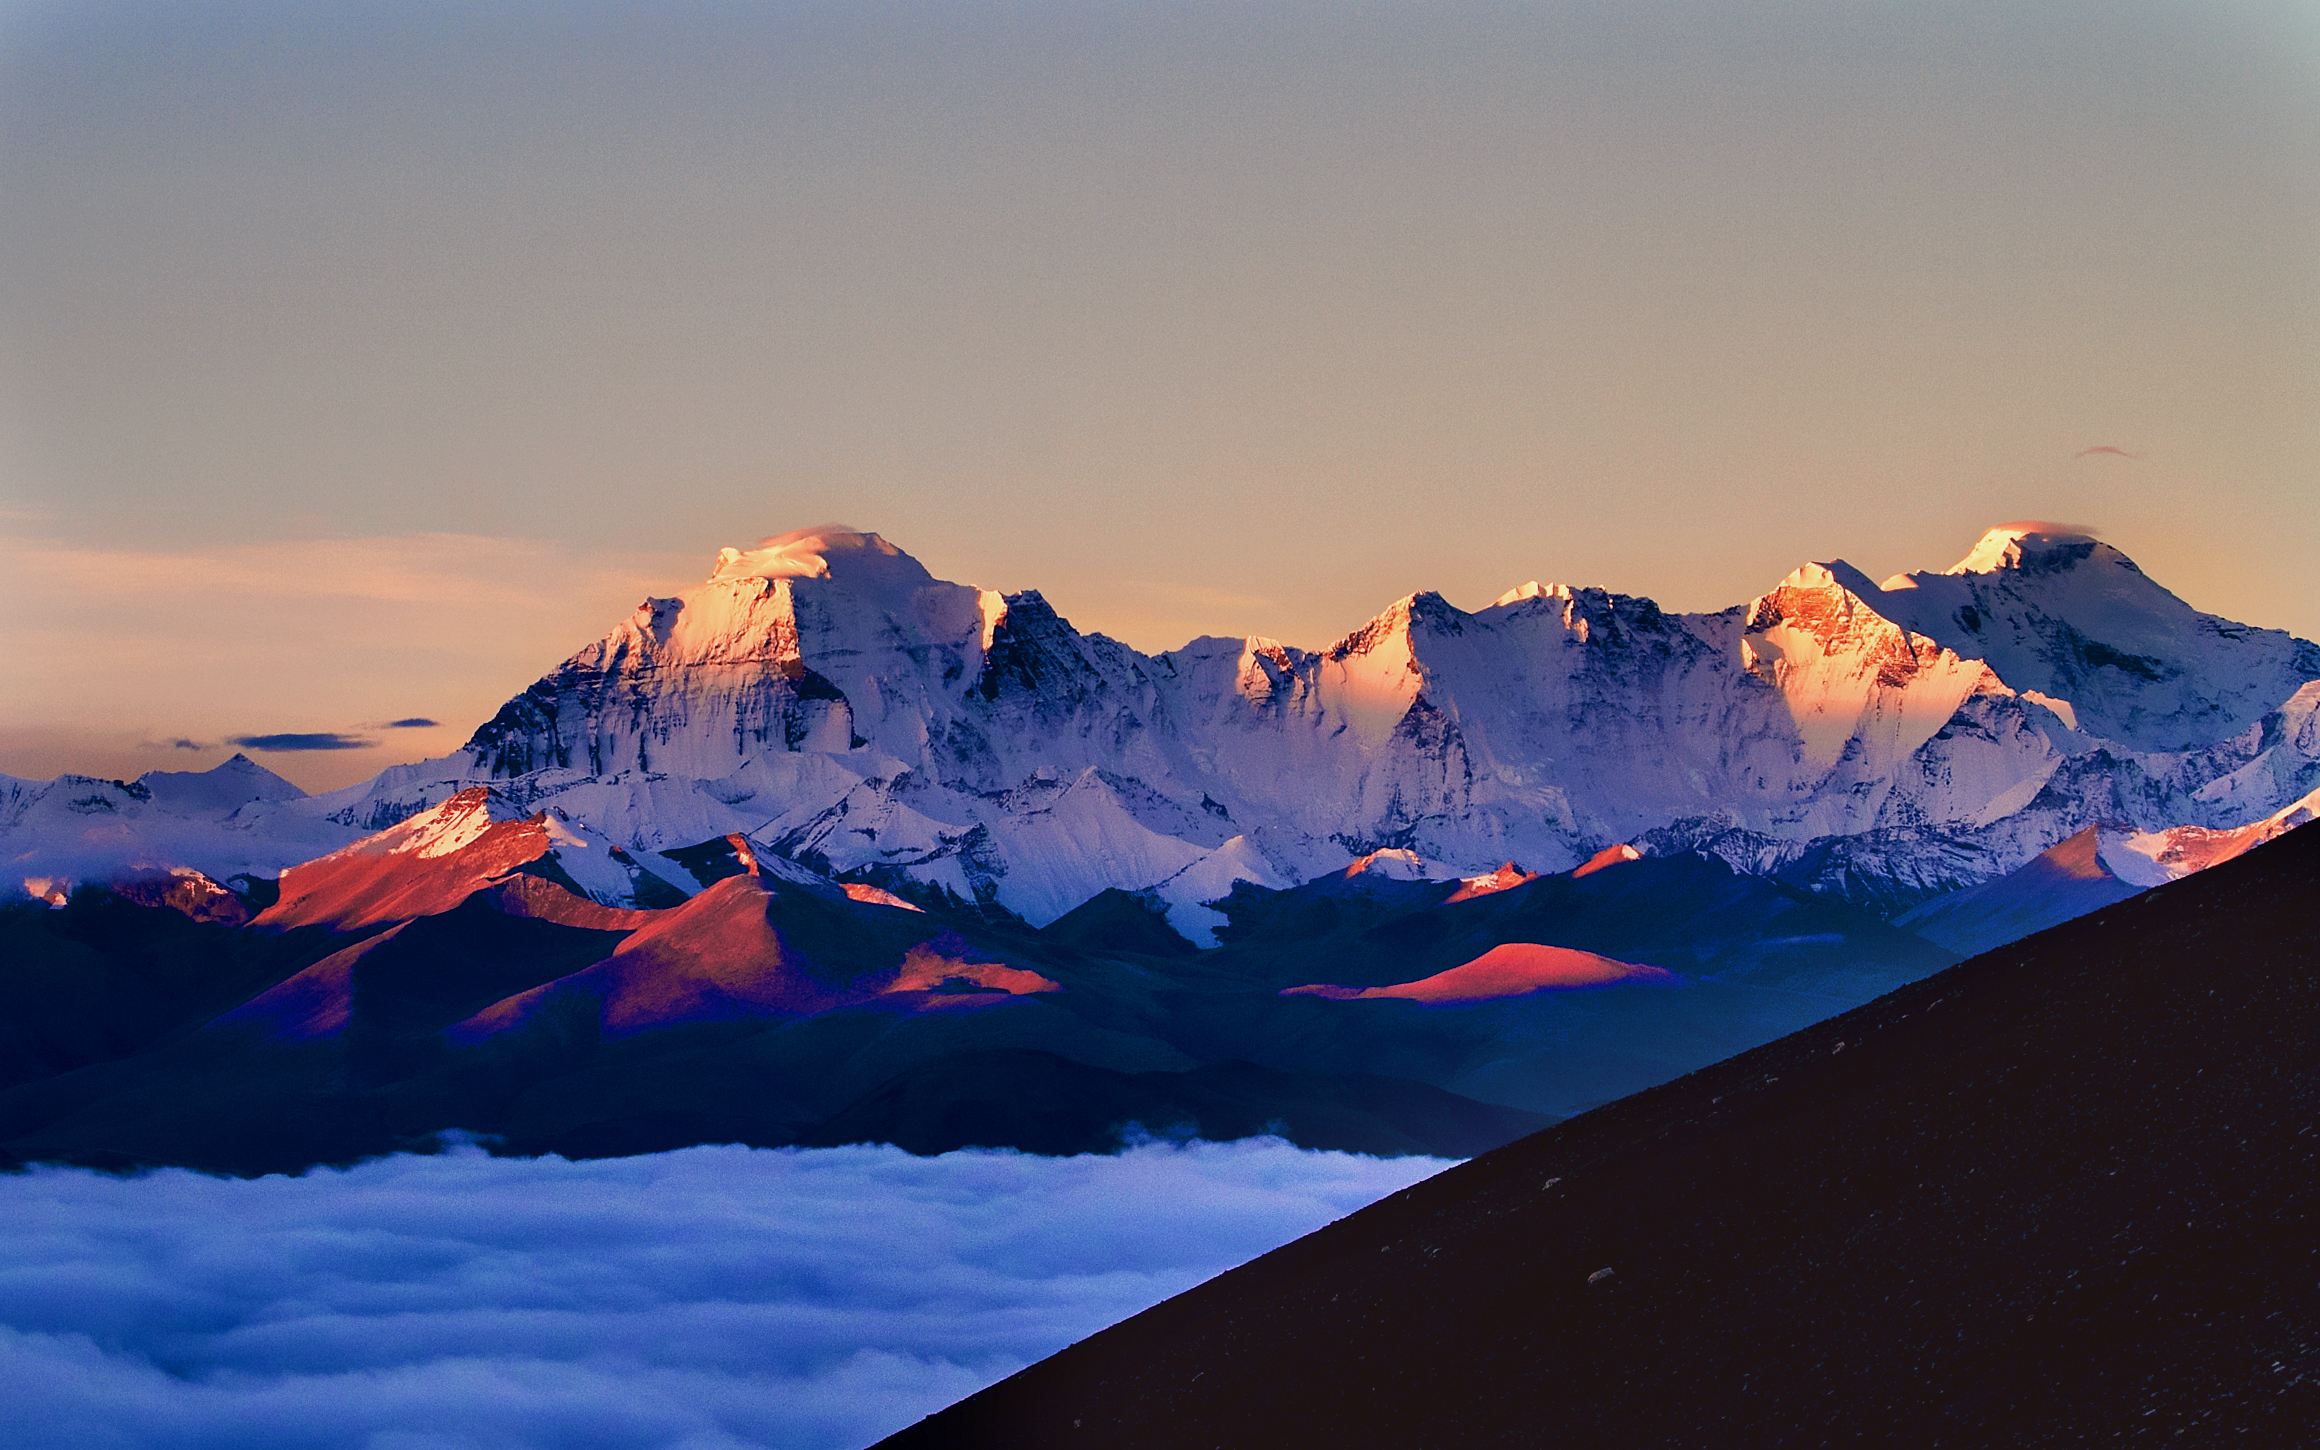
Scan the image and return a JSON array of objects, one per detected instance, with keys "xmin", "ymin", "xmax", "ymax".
[{"xmin": 4, "ymin": 0, "xmax": 2315, "ymax": 790}]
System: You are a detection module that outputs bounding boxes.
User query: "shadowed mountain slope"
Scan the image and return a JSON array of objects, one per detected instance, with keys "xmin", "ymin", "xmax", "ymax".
[
  {"xmin": 0, "ymin": 803, "xmax": 1963, "ymax": 1172},
  {"xmin": 883, "ymin": 824, "xmax": 2320, "ymax": 1447},
  {"xmin": 1894, "ymin": 825, "xmax": 2141, "ymax": 956}
]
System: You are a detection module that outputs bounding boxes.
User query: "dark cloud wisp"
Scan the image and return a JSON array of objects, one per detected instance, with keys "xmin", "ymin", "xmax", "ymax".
[
  {"xmin": 381, "ymin": 717, "xmax": 441, "ymax": 729},
  {"xmin": 0, "ymin": 1139, "xmax": 1445, "ymax": 1450},
  {"xmin": 226, "ymin": 731, "xmax": 378, "ymax": 752}
]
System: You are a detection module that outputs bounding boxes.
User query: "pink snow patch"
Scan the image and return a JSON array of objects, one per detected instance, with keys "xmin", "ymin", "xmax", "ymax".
[{"xmin": 842, "ymin": 882, "xmax": 925, "ymax": 912}]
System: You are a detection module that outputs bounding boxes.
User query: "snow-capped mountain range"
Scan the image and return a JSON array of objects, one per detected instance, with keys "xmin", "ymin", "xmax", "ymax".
[{"xmin": 8, "ymin": 522, "xmax": 2317, "ymax": 938}]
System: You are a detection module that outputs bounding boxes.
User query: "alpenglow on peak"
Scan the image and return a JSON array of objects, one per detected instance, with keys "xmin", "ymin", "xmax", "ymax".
[
  {"xmin": 707, "ymin": 526, "xmax": 929, "ymax": 585},
  {"xmin": 1942, "ymin": 522, "xmax": 2109, "ymax": 576},
  {"xmin": 346, "ymin": 515, "xmax": 2320, "ymax": 936}
]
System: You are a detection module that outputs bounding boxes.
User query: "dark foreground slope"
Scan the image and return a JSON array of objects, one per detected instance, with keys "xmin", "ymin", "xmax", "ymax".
[{"xmin": 883, "ymin": 826, "xmax": 2320, "ymax": 1447}]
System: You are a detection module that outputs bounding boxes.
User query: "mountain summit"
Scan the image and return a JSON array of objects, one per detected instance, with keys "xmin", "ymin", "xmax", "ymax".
[
  {"xmin": 1, "ymin": 522, "xmax": 2314, "ymax": 1179},
  {"xmin": 1940, "ymin": 520, "xmax": 2108, "ymax": 574},
  {"xmin": 705, "ymin": 526, "xmax": 946, "ymax": 605},
  {"xmin": 10, "ymin": 524, "xmax": 2318, "ymax": 934},
  {"xmin": 396, "ymin": 521, "xmax": 2314, "ymax": 928}
]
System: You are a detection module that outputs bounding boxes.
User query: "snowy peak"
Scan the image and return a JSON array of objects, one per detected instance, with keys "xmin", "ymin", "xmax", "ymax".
[
  {"xmin": 1327, "ymin": 590, "xmax": 1466, "ymax": 659},
  {"xmin": 1742, "ymin": 563, "xmax": 1975, "ymax": 692},
  {"xmin": 1484, "ymin": 579, "xmax": 1672, "ymax": 650},
  {"xmin": 707, "ymin": 525, "xmax": 931, "ymax": 589},
  {"xmin": 231, "ymin": 517, "xmax": 2319, "ymax": 936},
  {"xmin": 1342, "ymin": 847, "xmax": 1438, "ymax": 881},
  {"xmin": 1901, "ymin": 792, "xmax": 2320, "ymax": 958},
  {"xmin": 463, "ymin": 523, "xmax": 993, "ymax": 776},
  {"xmin": 261, "ymin": 789, "xmax": 551, "ymax": 930},
  {"xmin": 976, "ymin": 589, "xmax": 1081, "ymax": 670},
  {"xmin": 1866, "ymin": 524, "xmax": 2320, "ymax": 751},
  {"xmin": 1746, "ymin": 562, "xmax": 1892, "ymax": 634},
  {"xmin": 1230, "ymin": 636, "xmax": 1300, "ymax": 703},
  {"xmin": 133, "ymin": 752, "xmax": 306, "ymax": 813},
  {"xmin": 1492, "ymin": 580, "xmax": 1573, "ymax": 609},
  {"xmin": 380, "ymin": 786, "xmax": 526, "ymax": 860},
  {"xmin": 2107, "ymin": 785, "xmax": 2320, "ymax": 886},
  {"xmin": 1443, "ymin": 861, "xmax": 1538, "ymax": 903},
  {"xmin": 1770, "ymin": 559, "xmax": 1890, "ymax": 600},
  {"xmin": 258, "ymin": 788, "xmax": 699, "ymax": 930},
  {"xmin": 1940, "ymin": 523, "xmax": 2115, "ymax": 577},
  {"xmin": 1732, "ymin": 562, "xmax": 2005, "ymax": 779}
]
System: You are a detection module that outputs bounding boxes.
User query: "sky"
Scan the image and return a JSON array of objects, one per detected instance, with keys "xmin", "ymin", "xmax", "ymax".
[
  {"xmin": 2, "ymin": 0, "xmax": 2314, "ymax": 789},
  {"xmin": 0, "ymin": 1139, "xmax": 1446, "ymax": 1450}
]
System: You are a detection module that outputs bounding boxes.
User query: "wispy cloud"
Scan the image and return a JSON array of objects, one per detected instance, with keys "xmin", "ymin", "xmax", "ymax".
[
  {"xmin": 0, "ymin": 1140, "xmax": 1445, "ymax": 1450},
  {"xmin": 2073, "ymin": 445, "xmax": 2143, "ymax": 460},
  {"xmin": 1993, "ymin": 518, "xmax": 2100, "ymax": 538},
  {"xmin": 4, "ymin": 533, "xmax": 675, "ymax": 611},
  {"xmin": 227, "ymin": 731, "xmax": 378, "ymax": 752},
  {"xmin": 380, "ymin": 717, "xmax": 440, "ymax": 730}
]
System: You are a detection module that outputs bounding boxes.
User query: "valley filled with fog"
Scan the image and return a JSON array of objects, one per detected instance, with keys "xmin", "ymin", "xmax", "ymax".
[{"xmin": 0, "ymin": 1140, "xmax": 1445, "ymax": 1450}]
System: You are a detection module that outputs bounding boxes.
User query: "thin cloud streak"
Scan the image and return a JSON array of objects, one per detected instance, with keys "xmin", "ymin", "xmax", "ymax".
[
  {"xmin": 6, "ymin": 532, "xmax": 675, "ymax": 612},
  {"xmin": 1993, "ymin": 518, "xmax": 2101, "ymax": 538},
  {"xmin": 2074, "ymin": 445, "xmax": 2144, "ymax": 460},
  {"xmin": 226, "ymin": 732, "xmax": 378, "ymax": 752}
]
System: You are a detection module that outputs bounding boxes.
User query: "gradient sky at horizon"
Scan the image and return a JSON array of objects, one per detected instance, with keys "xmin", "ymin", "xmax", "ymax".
[{"xmin": 3, "ymin": 0, "xmax": 2315, "ymax": 789}]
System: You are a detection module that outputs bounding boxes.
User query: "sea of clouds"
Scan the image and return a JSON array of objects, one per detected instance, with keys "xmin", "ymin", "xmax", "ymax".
[{"xmin": 0, "ymin": 1139, "xmax": 1447, "ymax": 1449}]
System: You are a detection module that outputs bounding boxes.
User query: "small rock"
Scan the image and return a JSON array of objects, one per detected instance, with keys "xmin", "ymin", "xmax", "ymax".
[{"xmin": 1588, "ymin": 1266, "xmax": 1615, "ymax": 1285}]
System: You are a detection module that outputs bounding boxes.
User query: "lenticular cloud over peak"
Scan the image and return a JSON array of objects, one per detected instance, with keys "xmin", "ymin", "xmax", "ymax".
[
  {"xmin": 0, "ymin": 1140, "xmax": 1444, "ymax": 1450},
  {"xmin": 1989, "ymin": 518, "xmax": 2100, "ymax": 538}
]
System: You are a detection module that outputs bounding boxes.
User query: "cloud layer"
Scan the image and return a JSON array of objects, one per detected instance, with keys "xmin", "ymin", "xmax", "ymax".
[{"xmin": 0, "ymin": 1140, "xmax": 1445, "ymax": 1449}]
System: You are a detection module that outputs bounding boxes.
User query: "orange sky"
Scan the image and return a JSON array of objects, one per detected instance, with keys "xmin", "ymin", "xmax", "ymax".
[{"xmin": 3, "ymin": 1, "xmax": 2314, "ymax": 790}]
